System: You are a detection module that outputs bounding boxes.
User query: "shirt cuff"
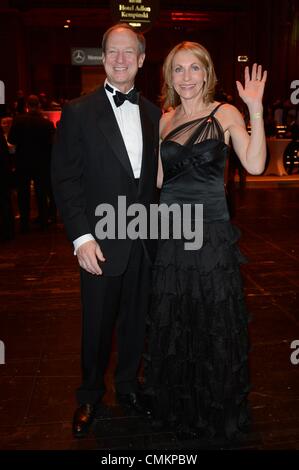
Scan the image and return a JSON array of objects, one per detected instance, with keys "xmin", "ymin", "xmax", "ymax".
[{"xmin": 73, "ymin": 234, "xmax": 95, "ymax": 255}]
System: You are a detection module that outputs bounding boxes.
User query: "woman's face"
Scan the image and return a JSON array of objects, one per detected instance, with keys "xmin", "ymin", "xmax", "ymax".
[{"xmin": 171, "ymin": 49, "xmax": 206, "ymax": 101}]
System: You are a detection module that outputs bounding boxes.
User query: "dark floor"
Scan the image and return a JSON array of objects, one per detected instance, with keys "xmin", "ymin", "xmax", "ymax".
[{"xmin": 0, "ymin": 187, "xmax": 299, "ymax": 451}]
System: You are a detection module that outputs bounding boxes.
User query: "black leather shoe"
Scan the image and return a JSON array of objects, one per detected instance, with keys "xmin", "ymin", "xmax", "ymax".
[
  {"xmin": 72, "ymin": 403, "xmax": 95, "ymax": 438},
  {"xmin": 116, "ymin": 392, "xmax": 151, "ymax": 417}
]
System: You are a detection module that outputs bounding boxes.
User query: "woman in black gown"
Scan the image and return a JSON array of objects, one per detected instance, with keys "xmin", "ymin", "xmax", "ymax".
[{"xmin": 145, "ymin": 42, "xmax": 267, "ymax": 440}]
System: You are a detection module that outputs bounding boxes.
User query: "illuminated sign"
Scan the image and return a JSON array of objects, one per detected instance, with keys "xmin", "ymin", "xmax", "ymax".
[
  {"xmin": 237, "ymin": 56, "xmax": 249, "ymax": 62},
  {"xmin": 110, "ymin": 0, "xmax": 160, "ymax": 32},
  {"xmin": 71, "ymin": 48, "xmax": 103, "ymax": 66}
]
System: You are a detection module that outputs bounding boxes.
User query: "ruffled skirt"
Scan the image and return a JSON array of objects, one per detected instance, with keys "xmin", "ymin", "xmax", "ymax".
[{"xmin": 144, "ymin": 221, "xmax": 251, "ymax": 440}]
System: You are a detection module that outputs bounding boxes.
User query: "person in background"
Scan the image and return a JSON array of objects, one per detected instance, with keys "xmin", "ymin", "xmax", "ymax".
[
  {"xmin": 0, "ymin": 125, "xmax": 15, "ymax": 241},
  {"xmin": 8, "ymin": 95, "xmax": 54, "ymax": 232}
]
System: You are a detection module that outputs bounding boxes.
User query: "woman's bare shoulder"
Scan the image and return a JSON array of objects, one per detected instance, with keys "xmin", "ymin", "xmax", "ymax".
[
  {"xmin": 219, "ymin": 103, "xmax": 243, "ymax": 119},
  {"xmin": 217, "ymin": 103, "xmax": 246, "ymax": 130}
]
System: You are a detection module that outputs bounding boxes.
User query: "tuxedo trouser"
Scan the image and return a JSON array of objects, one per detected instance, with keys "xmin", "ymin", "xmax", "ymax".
[{"xmin": 76, "ymin": 239, "xmax": 151, "ymax": 405}]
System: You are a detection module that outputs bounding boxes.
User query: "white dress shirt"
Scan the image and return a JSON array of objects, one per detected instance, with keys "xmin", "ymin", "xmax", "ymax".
[{"xmin": 73, "ymin": 80, "xmax": 143, "ymax": 254}]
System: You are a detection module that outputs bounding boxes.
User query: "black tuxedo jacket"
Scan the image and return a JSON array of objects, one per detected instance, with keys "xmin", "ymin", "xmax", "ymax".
[{"xmin": 51, "ymin": 86, "xmax": 161, "ymax": 275}]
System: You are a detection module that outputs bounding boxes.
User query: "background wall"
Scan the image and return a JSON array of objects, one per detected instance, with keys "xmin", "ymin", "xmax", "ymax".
[{"xmin": 0, "ymin": 0, "xmax": 298, "ymax": 111}]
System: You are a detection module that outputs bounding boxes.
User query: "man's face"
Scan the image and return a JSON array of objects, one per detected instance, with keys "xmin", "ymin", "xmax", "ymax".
[{"xmin": 102, "ymin": 28, "xmax": 145, "ymax": 93}]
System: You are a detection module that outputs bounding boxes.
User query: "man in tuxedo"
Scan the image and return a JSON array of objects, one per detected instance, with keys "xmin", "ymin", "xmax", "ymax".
[{"xmin": 51, "ymin": 23, "xmax": 160, "ymax": 438}]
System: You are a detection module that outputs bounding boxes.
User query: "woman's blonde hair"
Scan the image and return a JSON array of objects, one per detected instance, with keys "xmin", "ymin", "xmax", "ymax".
[{"xmin": 161, "ymin": 41, "xmax": 217, "ymax": 110}]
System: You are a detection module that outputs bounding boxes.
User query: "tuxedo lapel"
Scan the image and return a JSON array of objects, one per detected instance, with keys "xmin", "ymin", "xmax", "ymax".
[
  {"xmin": 94, "ymin": 87, "xmax": 135, "ymax": 180},
  {"xmin": 138, "ymin": 97, "xmax": 154, "ymax": 196}
]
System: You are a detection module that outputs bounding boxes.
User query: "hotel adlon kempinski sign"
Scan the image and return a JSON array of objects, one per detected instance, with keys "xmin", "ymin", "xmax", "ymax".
[{"xmin": 110, "ymin": 0, "xmax": 160, "ymax": 32}]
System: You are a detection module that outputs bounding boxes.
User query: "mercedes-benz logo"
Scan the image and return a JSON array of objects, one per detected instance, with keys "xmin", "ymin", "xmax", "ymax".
[{"xmin": 72, "ymin": 49, "xmax": 85, "ymax": 64}]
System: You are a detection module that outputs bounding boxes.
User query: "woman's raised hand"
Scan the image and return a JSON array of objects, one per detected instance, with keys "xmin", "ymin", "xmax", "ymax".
[{"xmin": 236, "ymin": 63, "xmax": 267, "ymax": 107}]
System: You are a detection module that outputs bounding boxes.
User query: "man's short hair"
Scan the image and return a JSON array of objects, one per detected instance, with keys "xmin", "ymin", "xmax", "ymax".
[{"xmin": 102, "ymin": 23, "xmax": 146, "ymax": 55}]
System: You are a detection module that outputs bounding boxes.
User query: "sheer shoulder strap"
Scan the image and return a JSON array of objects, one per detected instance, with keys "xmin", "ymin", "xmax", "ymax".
[
  {"xmin": 210, "ymin": 102, "xmax": 225, "ymax": 118},
  {"xmin": 162, "ymin": 103, "xmax": 226, "ymax": 146}
]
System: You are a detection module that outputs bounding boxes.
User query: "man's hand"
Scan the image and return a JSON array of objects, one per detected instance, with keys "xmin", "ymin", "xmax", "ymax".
[{"xmin": 76, "ymin": 240, "xmax": 105, "ymax": 275}]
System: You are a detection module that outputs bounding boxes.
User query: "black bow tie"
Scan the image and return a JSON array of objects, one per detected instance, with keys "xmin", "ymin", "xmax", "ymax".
[{"xmin": 105, "ymin": 83, "xmax": 139, "ymax": 107}]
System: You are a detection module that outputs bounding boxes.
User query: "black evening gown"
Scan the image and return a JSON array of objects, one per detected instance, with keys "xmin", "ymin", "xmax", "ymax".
[{"xmin": 145, "ymin": 104, "xmax": 251, "ymax": 440}]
